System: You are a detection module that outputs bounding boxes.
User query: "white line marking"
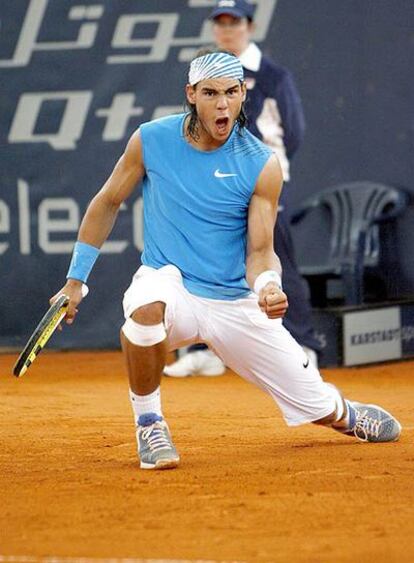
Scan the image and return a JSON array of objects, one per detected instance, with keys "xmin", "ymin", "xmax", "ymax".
[{"xmin": 0, "ymin": 557, "xmax": 245, "ymax": 563}]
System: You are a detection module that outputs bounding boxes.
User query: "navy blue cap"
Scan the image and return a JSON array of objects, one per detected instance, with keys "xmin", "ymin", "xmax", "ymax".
[{"xmin": 210, "ymin": 0, "xmax": 255, "ymax": 21}]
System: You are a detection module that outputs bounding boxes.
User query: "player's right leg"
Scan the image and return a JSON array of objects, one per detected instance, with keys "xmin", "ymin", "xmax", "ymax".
[{"xmin": 121, "ymin": 265, "xmax": 199, "ymax": 469}]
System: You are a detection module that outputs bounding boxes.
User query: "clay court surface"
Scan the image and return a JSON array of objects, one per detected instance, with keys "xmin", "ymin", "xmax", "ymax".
[{"xmin": 0, "ymin": 351, "xmax": 413, "ymax": 563}]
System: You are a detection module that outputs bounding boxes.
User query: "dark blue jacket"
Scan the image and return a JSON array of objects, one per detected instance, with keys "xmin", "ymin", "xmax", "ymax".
[{"xmin": 241, "ymin": 44, "xmax": 305, "ymax": 180}]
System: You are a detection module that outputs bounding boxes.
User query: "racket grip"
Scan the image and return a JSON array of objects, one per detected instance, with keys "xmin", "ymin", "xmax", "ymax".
[{"xmin": 81, "ymin": 284, "xmax": 89, "ymax": 298}]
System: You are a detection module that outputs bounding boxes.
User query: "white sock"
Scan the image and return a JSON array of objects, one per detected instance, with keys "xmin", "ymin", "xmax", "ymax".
[
  {"xmin": 129, "ymin": 387, "xmax": 162, "ymax": 423},
  {"xmin": 333, "ymin": 398, "xmax": 352, "ymax": 429},
  {"xmin": 334, "ymin": 393, "xmax": 345, "ymax": 422},
  {"xmin": 327, "ymin": 384, "xmax": 350, "ymax": 428},
  {"xmin": 342, "ymin": 400, "xmax": 351, "ymax": 427}
]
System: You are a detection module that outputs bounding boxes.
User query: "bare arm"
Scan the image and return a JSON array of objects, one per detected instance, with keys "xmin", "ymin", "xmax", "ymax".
[
  {"xmin": 78, "ymin": 130, "xmax": 144, "ymax": 246},
  {"xmin": 246, "ymin": 155, "xmax": 288, "ymax": 319},
  {"xmin": 52, "ymin": 130, "xmax": 145, "ymax": 322}
]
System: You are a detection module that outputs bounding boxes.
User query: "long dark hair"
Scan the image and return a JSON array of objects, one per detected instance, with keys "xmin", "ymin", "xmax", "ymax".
[{"xmin": 185, "ymin": 47, "xmax": 248, "ymax": 142}]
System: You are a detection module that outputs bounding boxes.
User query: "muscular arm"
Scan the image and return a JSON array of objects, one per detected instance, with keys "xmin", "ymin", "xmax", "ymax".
[
  {"xmin": 52, "ymin": 130, "xmax": 145, "ymax": 322},
  {"xmin": 246, "ymin": 155, "xmax": 282, "ymax": 285},
  {"xmin": 246, "ymin": 155, "xmax": 288, "ymax": 318},
  {"xmin": 78, "ymin": 130, "xmax": 145, "ymax": 246}
]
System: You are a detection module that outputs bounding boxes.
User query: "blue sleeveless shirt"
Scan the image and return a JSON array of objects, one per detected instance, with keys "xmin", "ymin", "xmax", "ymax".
[{"xmin": 140, "ymin": 113, "xmax": 272, "ymax": 300}]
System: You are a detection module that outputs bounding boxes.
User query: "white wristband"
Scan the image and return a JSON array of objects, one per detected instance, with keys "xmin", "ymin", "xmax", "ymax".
[{"xmin": 254, "ymin": 270, "xmax": 282, "ymax": 295}]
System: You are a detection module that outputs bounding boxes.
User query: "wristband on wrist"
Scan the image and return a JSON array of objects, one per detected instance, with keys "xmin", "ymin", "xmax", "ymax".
[
  {"xmin": 254, "ymin": 270, "xmax": 282, "ymax": 295},
  {"xmin": 66, "ymin": 241, "xmax": 100, "ymax": 283}
]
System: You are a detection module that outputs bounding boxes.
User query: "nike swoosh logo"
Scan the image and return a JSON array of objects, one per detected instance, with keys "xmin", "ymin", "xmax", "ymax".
[
  {"xmin": 303, "ymin": 358, "xmax": 309, "ymax": 368},
  {"xmin": 214, "ymin": 169, "xmax": 237, "ymax": 178}
]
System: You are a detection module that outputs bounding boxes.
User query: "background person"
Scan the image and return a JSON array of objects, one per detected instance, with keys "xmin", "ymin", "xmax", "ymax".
[{"xmin": 164, "ymin": 0, "xmax": 321, "ymax": 378}]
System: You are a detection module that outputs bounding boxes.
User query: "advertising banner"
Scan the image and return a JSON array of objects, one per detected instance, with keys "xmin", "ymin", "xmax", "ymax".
[{"xmin": 0, "ymin": 0, "xmax": 277, "ymax": 349}]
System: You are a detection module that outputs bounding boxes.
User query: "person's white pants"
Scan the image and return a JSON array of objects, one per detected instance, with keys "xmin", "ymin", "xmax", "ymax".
[{"xmin": 123, "ymin": 265, "xmax": 337, "ymax": 426}]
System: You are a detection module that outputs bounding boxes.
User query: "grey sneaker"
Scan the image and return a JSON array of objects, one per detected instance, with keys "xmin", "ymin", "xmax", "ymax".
[
  {"xmin": 136, "ymin": 413, "xmax": 180, "ymax": 469},
  {"xmin": 345, "ymin": 401, "xmax": 402, "ymax": 443}
]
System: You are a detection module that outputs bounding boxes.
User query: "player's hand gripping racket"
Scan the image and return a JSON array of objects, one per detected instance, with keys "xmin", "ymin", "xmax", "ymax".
[{"xmin": 13, "ymin": 285, "xmax": 88, "ymax": 377}]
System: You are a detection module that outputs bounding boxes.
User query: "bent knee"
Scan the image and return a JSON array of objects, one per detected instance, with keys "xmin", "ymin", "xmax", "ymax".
[
  {"xmin": 131, "ymin": 301, "xmax": 165, "ymax": 325},
  {"xmin": 121, "ymin": 301, "xmax": 166, "ymax": 347}
]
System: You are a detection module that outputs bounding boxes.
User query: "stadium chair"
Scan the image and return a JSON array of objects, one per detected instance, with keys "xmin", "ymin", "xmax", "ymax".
[{"xmin": 291, "ymin": 181, "xmax": 409, "ymax": 306}]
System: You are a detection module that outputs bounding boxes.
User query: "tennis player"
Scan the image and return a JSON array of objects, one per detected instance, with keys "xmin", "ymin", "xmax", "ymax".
[{"xmin": 52, "ymin": 49, "xmax": 401, "ymax": 469}]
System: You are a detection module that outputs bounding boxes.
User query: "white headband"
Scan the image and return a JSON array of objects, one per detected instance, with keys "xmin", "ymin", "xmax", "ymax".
[{"xmin": 188, "ymin": 52, "xmax": 244, "ymax": 86}]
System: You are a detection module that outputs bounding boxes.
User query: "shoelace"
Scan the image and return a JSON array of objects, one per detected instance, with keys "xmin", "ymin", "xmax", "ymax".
[
  {"xmin": 141, "ymin": 422, "xmax": 172, "ymax": 453},
  {"xmin": 354, "ymin": 409, "xmax": 382, "ymax": 441}
]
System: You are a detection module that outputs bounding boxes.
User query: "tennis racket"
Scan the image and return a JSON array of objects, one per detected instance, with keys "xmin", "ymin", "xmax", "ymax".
[{"xmin": 13, "ymin": 285, "xmax": 88, "ymax": 377}]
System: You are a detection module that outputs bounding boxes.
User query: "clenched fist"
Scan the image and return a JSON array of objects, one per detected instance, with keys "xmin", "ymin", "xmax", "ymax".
[{"xmin": 258, "ymin": 282, "xmax": 288, "ymax": 319}]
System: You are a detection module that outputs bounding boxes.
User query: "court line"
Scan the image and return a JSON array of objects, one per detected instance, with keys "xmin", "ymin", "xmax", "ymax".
[{"xmin": 0, "ymin": 557, "xmax": 245, "ymax": 563}]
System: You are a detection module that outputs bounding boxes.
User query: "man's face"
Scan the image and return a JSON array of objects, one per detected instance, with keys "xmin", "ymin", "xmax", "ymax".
[
  {"xmin": 212, "ymin": 14, "xmax": 253, "ymax": 56},
  {"xmin": 186, "ymin": 77, "xmax": 247, "ymax": 143}
]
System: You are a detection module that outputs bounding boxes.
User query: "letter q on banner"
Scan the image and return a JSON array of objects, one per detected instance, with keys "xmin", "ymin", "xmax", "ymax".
[{"xmin": 8, "ymin": 91, "xmax": 92, "ymax": 150}]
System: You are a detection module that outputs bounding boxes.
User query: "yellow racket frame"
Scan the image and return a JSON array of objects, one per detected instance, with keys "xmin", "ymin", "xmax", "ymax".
[{"xmin": 13, "ymin": 295, "xmax": 70, "ymax": 377}]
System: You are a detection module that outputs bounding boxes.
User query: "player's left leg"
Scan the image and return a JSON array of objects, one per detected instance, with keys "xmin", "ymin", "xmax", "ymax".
[
  {"xmin": 206, "ymin": 294, "xmax": 401, "ymax": 443},
  {"xmin": 317, "ymin": 398, "xmax": 402, "ymax": 443},
  {"xmin": 311, "ymin": 390, "xmax": 401, "ymax": 442}
]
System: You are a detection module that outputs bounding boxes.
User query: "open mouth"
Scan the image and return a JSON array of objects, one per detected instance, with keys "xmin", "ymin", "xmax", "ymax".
[{"xmin": 215, "ymin": 117, "xmax": 229, "ymax": 135}]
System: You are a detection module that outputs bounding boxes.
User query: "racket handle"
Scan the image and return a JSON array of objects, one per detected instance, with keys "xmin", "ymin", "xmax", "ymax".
[{"xmin": 81, "ymin": 284, "xmax": 89, "ymax": 298}]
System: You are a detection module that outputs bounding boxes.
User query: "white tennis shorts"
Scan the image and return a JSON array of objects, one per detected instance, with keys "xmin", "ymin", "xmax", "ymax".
[{"xmin": 123, "ymin": 264, "xmax": 338, "ymax": 426}]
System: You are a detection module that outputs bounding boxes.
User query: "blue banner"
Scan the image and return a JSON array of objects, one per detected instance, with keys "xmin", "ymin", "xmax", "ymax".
[
  {"xmin": 1, "ymin": 0, "xmax": 413, "ymax": 351},
  {"xmin": 0, "ymin": 0, "xmax": 278, "ymax": 349}
]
